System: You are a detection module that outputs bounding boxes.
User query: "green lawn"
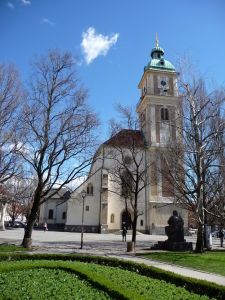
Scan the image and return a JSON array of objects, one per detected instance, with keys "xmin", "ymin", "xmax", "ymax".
[
  {"xmin": 139, "ymin": 251, "xmax": 225, "ymax": 276},
  {"xmin": 0, "ymin": 260, "xmax": 214, "ymax": 300}
]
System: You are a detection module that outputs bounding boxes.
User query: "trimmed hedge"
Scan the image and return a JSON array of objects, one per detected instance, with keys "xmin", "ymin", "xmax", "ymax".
[
  {"xmin": 0, "ymin": 260, "xmax": 212, "ymax": 300},
  {"xmin": 0, "ymin": 268, "xmax": 111, "ymax": 300},
  {"xmin": 0, "ymin": 253, "xmax": 224, "ymax": 300}
]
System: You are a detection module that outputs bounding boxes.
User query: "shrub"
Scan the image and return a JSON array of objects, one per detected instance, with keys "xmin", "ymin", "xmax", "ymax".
[
  {"xmin": 0, "ymin": 260, "xmax": 213, "ymax": 300},
  {"xmin": 0, "ymin": 268, "xmax": 111, "ymax": 300},
  {"xmin": 0, "ymin": 253, "xmax": 224, "ymax": 299}
]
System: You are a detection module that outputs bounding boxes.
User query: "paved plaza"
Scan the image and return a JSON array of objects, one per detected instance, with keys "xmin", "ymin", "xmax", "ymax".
[
  {"xmin": 1, "ymin": 229, "xmax": 225, "ymax": 286},
  {"xmin": 0, "ymin": 228, "xmax": 223, "ymax": 254},
  {"xmin": 1, "ymin": 228, "xmax": 171, "ymax": 255}
]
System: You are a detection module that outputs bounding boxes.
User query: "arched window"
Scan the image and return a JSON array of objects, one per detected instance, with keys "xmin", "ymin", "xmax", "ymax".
[
  {"xmin": 124, "ymin": 155, "xmax": 132, "ymax": 165},
  {"xmin": 121, "ymin": 171, "xmax": 132, "ymax": 198},
  {"xmin": 87, "ymin": 183, "xmax": 93, "ymax": 195},
  {"xmin": 161, "ymin": 108, "xmax": 169, "ymax": 121},
  {"xmin": 110, "ymin": 214, "xmax": 115, "ymax": 223},
  {"xmin": 140, "ymin": 219, "xmax": 144, "ymax": 226}
]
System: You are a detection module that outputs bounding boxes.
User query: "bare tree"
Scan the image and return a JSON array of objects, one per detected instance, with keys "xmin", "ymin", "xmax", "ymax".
[
  {"xmin": 0, "ymin": 63, "xmax": 22, "ymax": 183},
  {"xmin": 161, "ymin": 74, "xmax": 225, "ymax": 252},
  {"xmin": 205, "ymin": 110, "xmax": 225, "ymax": 228},
  {"xmin": 0, "ymin": 185, "xmax": 11, "ymax": 230},
  {"xmin": 6, "ymin": 174, "xmax": 37, "ymax": 224},
  {"xmin": 20, "ymin": 49, "xmax": 99, "ymax": 248},
  {"xmin": 0, "ymin": 63, "xmax": 23, "ymax": 230},
  {"xmin": 106, "ymin": 105, "xmax": 150, "ymax": 248}
]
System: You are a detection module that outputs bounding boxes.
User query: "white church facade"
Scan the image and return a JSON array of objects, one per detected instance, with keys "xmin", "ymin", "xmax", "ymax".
[{"xmin": 39, "ymin": 43, "xmax": 188, "ymax": 234}]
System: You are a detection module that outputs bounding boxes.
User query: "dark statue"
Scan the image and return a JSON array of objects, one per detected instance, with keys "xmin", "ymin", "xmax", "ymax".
[
  {"xmin": 165, "ymin": 210, "xmax": 184, "ymax": 243},
  {"xmin": 151, "ymin": 210, "xmax": 193, "ymax": 251}
]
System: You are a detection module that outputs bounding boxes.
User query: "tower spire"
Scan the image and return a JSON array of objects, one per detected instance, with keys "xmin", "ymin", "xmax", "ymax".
[{"xmin": 156, "ymin": 32, "xmax": 159, "ymax": 47}]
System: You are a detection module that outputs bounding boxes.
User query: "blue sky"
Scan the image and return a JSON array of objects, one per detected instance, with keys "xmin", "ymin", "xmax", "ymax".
[{"xmin": 1, "ymin": 0, "xmax": 225, "ymax": 141}]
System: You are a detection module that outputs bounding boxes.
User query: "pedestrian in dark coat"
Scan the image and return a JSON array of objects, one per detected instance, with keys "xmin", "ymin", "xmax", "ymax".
[
  {"xmin": 218, "ymin": 229, "xmax": 224, "ymax": 247},
  {"xmin": 122, "ymin": 227, "xmax": 127, "ymax": 242}
]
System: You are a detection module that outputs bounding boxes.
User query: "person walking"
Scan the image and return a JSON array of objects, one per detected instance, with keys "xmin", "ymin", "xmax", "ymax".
[
  {"xmin": 122, "ymin": 227, "xmax": 127, "ymax": 242},
  {"xmin": 218, "ymin": 228, "xmax": 224, "ymax": 247},
  {"xmin": 43, "ymin": 222, "xmax": 48, "ymax": 232}
]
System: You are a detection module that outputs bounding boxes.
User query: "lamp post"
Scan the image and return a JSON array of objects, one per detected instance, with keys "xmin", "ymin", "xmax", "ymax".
[{"xmin": 80, "ymin": 189, "xmax": 86, "ymax": 249}]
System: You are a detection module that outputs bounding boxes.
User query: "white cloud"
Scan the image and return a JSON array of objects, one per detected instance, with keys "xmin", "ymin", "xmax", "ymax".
[
  {"xmin": 21, "ymin": 0, "xmax": 31, "ymax": 6},
  {"xmin": 81, "ymin": 27, "xmax": 119, "ymax": 64},
  {"xmin": 69, "ymin": 175, "xmax": 87, "ymax": 191},
  {"xmin": 1, "ymin": 141, "xmax": 29, "ymax": 154},
  {"xmin": 7, "ymin": 2, "xmax": 14, "ymax": 9},
  {"xmin": 41, "ymin": 18, "xmax": 55, "ymax": 26}
]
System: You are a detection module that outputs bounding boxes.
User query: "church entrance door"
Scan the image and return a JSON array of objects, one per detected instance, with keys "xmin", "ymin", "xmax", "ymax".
[{"xmin": 121, "ymin": 210, "xmax": 132, "ymax": 229}]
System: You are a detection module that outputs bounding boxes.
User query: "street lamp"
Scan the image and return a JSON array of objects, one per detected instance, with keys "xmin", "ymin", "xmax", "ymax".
[{"xmin": 80, "ymin": 189, "xmax": 86, "ymax": 249}]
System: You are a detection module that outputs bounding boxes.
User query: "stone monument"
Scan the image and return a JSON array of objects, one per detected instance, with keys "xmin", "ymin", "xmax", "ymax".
[{"xmin": 152, "ymin": 210, "xmax": 193, "ymax": 251}]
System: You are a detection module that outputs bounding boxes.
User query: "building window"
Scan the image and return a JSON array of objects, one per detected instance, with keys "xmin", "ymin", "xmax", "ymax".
[
  {"xmin": 48, "ymin": 209, "xmax": 53, "ymax": 219},
  {"xmin": 110, "ymin": 214, "xmax": 115, "ymax": 223},
  {"xmin": 103, "ymin": 174, "xmax": 108, "ymax": 187},
  {"xmin": 85, "ymin": 205, "xmax": 89, "ymax": 211},
  {"xmin": 87, "ymin": 183, "xmax": 93, "ymax": 195},
  {"xmin": 140, "ymin": 219, "xmax": 144, "ymax": 226},
  {"xmin": 142, "ymin": 86, "xmax": 147, "ymax": 96},
  {"xmin": 139, "ymin": 112, "xmax": 146, "ymax": 131},
  {"xmin": 124, "ymin": 155, "xmax": 132, "ymax": 165},
  {"xmin": 121, "ymin": 171, "xmax": 132, "ymax": 198},
  {"xmin": 161, "ymin": 108, "xmax": 169, "ymax": 121},
  {"xmin": 62, "ymin": 212, "xmax": 66, "ymax": 219}
]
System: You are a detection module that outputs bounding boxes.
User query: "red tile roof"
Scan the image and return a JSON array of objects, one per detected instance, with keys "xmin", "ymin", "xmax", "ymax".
[{"xmin": 104, "ymin": 129, "xmax": 146, "ymax": 148}]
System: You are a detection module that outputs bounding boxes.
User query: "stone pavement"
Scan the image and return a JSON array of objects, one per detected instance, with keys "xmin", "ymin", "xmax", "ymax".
[
  {"xmin": 107, "ymin": 254, "xmax": 225, "ymax": 286},
  {"xmin": 1, "ymin": 228, "xmax": 225, "ymax": 286}
]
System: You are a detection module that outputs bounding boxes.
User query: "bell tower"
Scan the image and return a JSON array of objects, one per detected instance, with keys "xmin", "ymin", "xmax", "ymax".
[
  {"xmin": 137, "ymin": 40, "xmax": 180, "ymax": 146},
  {"xmin": 137, "ymin": 39, "xmax": 185, "ymax": 234}
]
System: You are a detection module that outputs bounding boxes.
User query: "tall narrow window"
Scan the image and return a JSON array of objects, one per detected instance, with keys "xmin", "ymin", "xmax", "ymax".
[
  {"xmin": 139, "ymin": 112, "xmax": 146, "ymax": 132},
  {"xmin": 161, "ymin": 108, "xmax": 169, "ymax": 121},
  {"xmin": 110, "ymin": 214, "xmax": 115, "ymax": 223},
  {"xmin": 87, "ymin": 183, "xmax": 93, "ymax": 195},
  {"xmin": 48, "ymin": 209, "xmax": 53, "ymax": 219},
  {"xmin": 103, "ymin": 174, "xmax": 108, "ymax": 187},
  {"xmin": 121, "ymin": 171, "xmax": 132, "ymax": 198}
]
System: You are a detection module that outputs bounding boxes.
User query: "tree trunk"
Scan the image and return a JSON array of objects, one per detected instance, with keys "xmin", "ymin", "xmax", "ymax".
[
  {"xmin": 22, "ymin": 185, "xmax": 42, "ymax": 248},
  {"xmin": 195, "ymin": 223, "xmax": 204, "ymax": 253},
  {"xmin": 0, "ymin": 203, "xmax": 7, "ymax": 231},
  {"xmin": 132, "ymin": 215, "xmax": 137, "ymax": 244},
  {"xmin": 196, "ymin": 164, "xmax": 205, "ymax": 253},
  {"xmin": 11, "ymin": 212, "xmax": 15, "ymax": 226}
]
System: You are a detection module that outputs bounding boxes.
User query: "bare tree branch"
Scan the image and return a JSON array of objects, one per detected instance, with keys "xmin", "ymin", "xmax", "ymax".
[{"xmin": 20, "ymin": 49, "xmax": 99, "ymax": 248}]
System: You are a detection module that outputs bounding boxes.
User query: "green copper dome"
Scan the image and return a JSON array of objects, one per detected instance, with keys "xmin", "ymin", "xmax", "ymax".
[{"xmin": 144, "ymin": 46, "xmax": 176, "ymax": 73}]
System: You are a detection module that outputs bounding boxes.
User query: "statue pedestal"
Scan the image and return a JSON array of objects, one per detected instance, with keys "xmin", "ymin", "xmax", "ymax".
[
  {"xmin": 152, "ymin": 210, "xmax": 193, "ymax": 251},
  {"xmin": 152, "ymin": 240, "xmax": 193, "ymax": 251}
]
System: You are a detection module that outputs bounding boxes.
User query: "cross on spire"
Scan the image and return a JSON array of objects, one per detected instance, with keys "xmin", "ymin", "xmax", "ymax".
[{"xmin": 156, "ymin": 32, "xmax": 159, "ymax": 47}]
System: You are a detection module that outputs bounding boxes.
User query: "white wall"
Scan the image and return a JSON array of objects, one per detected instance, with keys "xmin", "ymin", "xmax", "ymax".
[
  {"xmin": 39, "ymin": 199, "xmax": 67, "ymax": 224},
  {"xmin": 66, "ymin": 169, "xmax": 101, "ymax": 226}
]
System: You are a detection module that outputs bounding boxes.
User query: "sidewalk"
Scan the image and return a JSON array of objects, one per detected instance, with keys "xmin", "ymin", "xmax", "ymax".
[
  {"xmin": 106, "ymin": 253, "xmax": 225, "ymax": 287},
  {"xmin": 1, "ymin": 229, "xmax": 225, "ymax": 286},
  {"xmin": 29, "ymin": 246, "xmax": 225, "ymax": 287}
]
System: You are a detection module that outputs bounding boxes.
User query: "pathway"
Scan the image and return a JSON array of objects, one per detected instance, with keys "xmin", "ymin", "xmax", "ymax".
[
  {"xmin": 106, "ymin": 253, "xmax": 225, "ymax": 286},
  {"xmin": 1, "ymin": 228, "xmax": 225, "ymax": 286}
]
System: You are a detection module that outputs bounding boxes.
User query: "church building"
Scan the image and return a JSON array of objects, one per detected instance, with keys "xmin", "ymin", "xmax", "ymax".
[{"xmin": 40, "ymin": 42, "xmax": 188, "ymax": 234}]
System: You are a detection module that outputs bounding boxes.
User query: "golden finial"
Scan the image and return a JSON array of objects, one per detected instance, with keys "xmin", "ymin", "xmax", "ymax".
[{"xmin": 156, "ymin": 32, "xmax": 159, "ymax": 47}]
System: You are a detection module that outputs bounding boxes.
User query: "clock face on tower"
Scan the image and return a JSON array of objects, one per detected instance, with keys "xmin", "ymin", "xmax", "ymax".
[
  {"xmin": 161, "ymin": 79, "xmax": 166, "ymax": 86},
  {"xmin": 158, "ymin": 76, "xmax": 169, "ymax": 90}
]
